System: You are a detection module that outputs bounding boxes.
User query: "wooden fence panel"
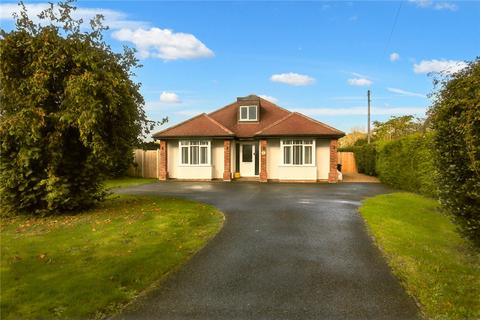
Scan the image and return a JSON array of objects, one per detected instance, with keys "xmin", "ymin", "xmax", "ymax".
[
  {"xmin": 144, "ymin": 150, "xmax": 158, "ymax": 178},
  {"xmin": 337, "ymin": 152, "xmax": 357, "ymax": 173},
  {"xmin": 128, "ymin": 149, "xmax": 147, "ymax": 177}
]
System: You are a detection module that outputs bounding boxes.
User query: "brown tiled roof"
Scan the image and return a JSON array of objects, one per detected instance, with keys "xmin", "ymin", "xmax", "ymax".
[
  {"xmin": 153, "ymin": 95, "xmax": 344, "ymax": 139},
  {"xmin": 255, "ymin": 112, "xmax": 344, "ymax": 137},
  {"xmin": 208, "ymin": 97, "xmax": 291, "ymax": 138},
  {"xmin": 152, "ymin": 113, "xmax": 234, "ymax": 138}
]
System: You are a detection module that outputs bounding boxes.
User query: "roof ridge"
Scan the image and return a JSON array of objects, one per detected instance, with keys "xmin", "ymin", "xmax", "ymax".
[
  {"xmin": 293, "ymin": 112, "xmax": 345, "ymax": 134},
  {"xmin": 204, "ymin": 114, "xmax": 234, "ymax": 134},
  {"xmin": 152, "ymin": 113, "xmax": 205, "ymax": 137},
  {"xmin": 254, "ymin": 112, "xmax": 293, "ymax": 135}
]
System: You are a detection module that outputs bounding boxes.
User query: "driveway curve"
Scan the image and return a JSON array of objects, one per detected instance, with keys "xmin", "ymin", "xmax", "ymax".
[{"xmin": 115, "ymin": 182, "xmax": 418, "ymax": 320}]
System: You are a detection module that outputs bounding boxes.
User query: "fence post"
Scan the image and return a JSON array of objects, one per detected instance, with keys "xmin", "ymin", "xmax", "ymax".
[{"xmin": 141, "ymin": 150, "xmax": 145, "ymax": 178}]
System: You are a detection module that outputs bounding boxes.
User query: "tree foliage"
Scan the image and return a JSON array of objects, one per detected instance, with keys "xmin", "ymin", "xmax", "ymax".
[
  {"xmin": 372, "ymin": 115, "xmax": 425, "ymax": 141},
  {"xmin": 429, "ymin": 58, "xmax": 480, "ymax": 246},
  {"xmin": 0, "ymin": 1, "xmax": 150, "ymax": 215},
  {"xmin": 338, "ymin": 129, "xmax": 367, "ymax": 148}
]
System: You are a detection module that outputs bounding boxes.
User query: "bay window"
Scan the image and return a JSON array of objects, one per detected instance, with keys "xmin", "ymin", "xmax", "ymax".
[
  {"xmin": 179, "ymin": 140, "xmax": 210, "ymax": 165},
  {"xmin": 281, "ymin": 139, "xmax": 315, "ymax": 165}
]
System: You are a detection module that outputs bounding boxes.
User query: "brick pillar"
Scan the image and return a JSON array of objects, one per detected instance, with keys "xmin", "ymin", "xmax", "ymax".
[
  {"xmin": 328, "ymin": 139, "xmax": 338, "ymax": 183},
  {"xmin": 259, "ymin": 139, "xmax": 268, "ymax": 182},
  {"xmin": 223, "ymin": 140, "xmax": 232, "ymax": 181},
  {"xmin": 159, "ymin": 140, "xmax": 167, "ymax": 181}
]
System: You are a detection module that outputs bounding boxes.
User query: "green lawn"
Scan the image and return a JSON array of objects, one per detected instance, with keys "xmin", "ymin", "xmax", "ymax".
[
  {"xmin": 0, "ymin": 195, "xmax": 224, "ymax": 319},
  {"xmin": 359, "ymin": 192, "xmax": 480, "ymax": 319},
  {"xmin": 104, "ymin": 177, "xmax": 158, "ymax": 189}
]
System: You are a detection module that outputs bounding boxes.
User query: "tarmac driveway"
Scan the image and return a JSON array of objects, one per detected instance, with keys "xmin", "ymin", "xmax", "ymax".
[{"xmin": 115, "ymin": 182, "xmax": 418, "ymax": 320}]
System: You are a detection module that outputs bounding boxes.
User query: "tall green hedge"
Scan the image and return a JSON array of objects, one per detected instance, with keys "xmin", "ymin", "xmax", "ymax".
[
  {"xmin": 351, "ymin": 134, "xmax": 437, "ymax": 198},
  {"xmin": 376, "ymin": 134, "xmax": 437, "ymax": 197},
  {"xmin": 353, "ymin": 144, "xmax": 377, "ymax": 176},
  {"xmin": 429, "ymin": 59, "xmax": 480, "ymax": 247}
]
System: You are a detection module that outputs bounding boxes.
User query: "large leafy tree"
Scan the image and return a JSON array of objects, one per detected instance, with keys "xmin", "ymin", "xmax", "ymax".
[
  {"xmin": 0, "ymin": 1, "xmax": 149, "ymax": 215},
  {"xmin": 429, "ymin": 58, "xmax": 480, "ymax": 246}
]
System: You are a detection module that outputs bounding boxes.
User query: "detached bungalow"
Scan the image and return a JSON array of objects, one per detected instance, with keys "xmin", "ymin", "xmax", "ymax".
[{"xmin": 153, "ymin": 95, "xmax": 345, "ymax": 183}]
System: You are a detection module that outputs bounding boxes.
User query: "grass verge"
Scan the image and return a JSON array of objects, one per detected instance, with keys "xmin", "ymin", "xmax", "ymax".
[
  {"xmin": 104, "ymin": 177, "xmax": 157, "ymax": 189},
  {"xmin": 0, "ymin": 195, "xmax": 224, "ymax": 319},
  {"xmin": 359, "ymin": 192, "xmax": 479, "ymax": 319}
]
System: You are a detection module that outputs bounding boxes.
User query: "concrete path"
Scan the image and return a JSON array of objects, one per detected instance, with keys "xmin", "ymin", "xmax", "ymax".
[
  {"xmin": 342, "ymin": 173, "xmax": 381, "ymax": 183},
  {"xmin": 114, "ymin": 182, "xmax": 418, "ymax": 320}
]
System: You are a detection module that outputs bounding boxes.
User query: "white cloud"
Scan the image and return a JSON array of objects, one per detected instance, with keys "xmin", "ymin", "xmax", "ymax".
[
  {"xmin": 270, "ymin": 73, "xmax": 315, "ymax": 86},
  {"xmin": 0, "ymin": 2, "xmax": 147, "ymax": 29},
  {"xmin": 390, "ymin": 52, "xmax": 400, "ymax": 62},
  {"xmin": 159, "ymin": 91, "xmax": 181, "ymax": 104},
  {"xmin": 348, "ymin": 78, "xmax": 372, "ymax": 86},
  {"xmin": 413, "ymin": 59, "xmax": 468, "ymax": 74},
  {"xmin": 408, "ymin": 0, "xmax": 458, "ymax": 11},
  {"xmin": 432, "ymin": 2, "xmax": 458, "ymax": 10},
  {"xmin": 1, "ymin": 3, "xmax": 214, "ymax": 61},
  {"xmin": 292, "ymin": 106, "xmax": 426, "ymax": 116},
  {"xmin": 112, "ymin": 27, "xmax": 214, "ymax": 60},
  {"xmin": 259, "ymin": 95, "xmax": 278, "ymax": 103},
  {"xmin": 387, "ymin": 88, "xmax": 427, "ymax": 98}
]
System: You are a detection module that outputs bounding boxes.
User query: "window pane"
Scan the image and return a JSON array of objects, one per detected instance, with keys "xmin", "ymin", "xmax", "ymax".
[
  {"xmin": 181, "ymin": 147, "xmax": 189, "ymax": 164},
  {"xmin": 180, "ymin": 140, "xmax": 189, "ymax": 146},
  {"xmin": 248, "ymin": 106, "xmax": 257, "ymax": 120},
  {"xmin": 283, "ymin": 146, "xmax": 291, "ymax": 164},
  {"xmin": 293, "ymin": 145, "xmax": 303, "ymax": 165},
  {"xmin": 200, "ymin": 146, "xmax": 208, "ymax": 164},
  {"xmin": 304, "ymin": 139, "xmax": 313, "ymax": 145},
  {"xmin": 190, "ymin": 141, "xmax": 199, "ymax": 146},
  {"xmin": 190, "ymin": 146, "xmax": 199, "ymax": 164},
  {"xmin": 200, "ymin": 141, "xmax": 208, "ymax": 145},
  {"xmin": 304, "ymin": 146, "xmax": 312, "ymax": 164},
  {"xmin": 240, "ymin": 107, "xmax": 248, "ymax": 120},
  {"xmin": 242, "ymin": 144, "xmax": 252, "ymax": 162}
]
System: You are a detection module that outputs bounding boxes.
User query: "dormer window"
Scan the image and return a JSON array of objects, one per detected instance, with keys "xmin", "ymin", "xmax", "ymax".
[{"xmin": 239, "ymin": 105, "xmax": 258, "ymax": 122}]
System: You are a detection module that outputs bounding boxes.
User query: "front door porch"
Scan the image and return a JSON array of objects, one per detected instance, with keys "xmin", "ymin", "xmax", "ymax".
[{"xmin": 236, "ymin": 141, "xmax": 259, "ymax": 178}]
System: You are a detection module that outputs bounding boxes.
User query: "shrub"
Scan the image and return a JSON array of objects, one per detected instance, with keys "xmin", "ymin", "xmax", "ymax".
[
  {"xmin": 0, "ymin": 2, "xmax": 147, "ymax": 215},
  {"xmin": 338, "ymin": 146, "xmax": 354, "ymax": 152},
  {"xmin": 376, "ymin": 133, "xmax": 437, "ymax": 197},
  {"xmin": 353, "ymin": 144, "xmax": 377, "ymax": 176},
  {"xmin": 429, "ymin": 58, "xmax": 480, "ymax": 246}
]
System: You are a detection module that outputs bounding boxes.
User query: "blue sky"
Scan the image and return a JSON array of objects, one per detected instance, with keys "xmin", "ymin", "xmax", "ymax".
[{"xmin": 1, "ymin": 1, "xmax": 479, "ymax": 136}]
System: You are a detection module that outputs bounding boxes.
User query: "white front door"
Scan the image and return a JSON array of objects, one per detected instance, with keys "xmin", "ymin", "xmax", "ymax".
[{"xmin": 240, "ymin": 143, "xmax": 256, "ymax": 177}]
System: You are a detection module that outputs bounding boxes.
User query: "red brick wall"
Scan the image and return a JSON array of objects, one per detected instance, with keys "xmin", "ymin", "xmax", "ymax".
[
  {"xmin": 260, "ymin": 139, "xmax": 268, "ymax": 182},
  {"xmin": 328, "ymin": 139, "xmax": 338, "ymax": 183},
  {"xmin": 159, "ymin": 140, "xmax": 167, "ymax": 180},
  {"xmin": 223, "ymin": 140, "xmax": 231, "ymax": 181}
]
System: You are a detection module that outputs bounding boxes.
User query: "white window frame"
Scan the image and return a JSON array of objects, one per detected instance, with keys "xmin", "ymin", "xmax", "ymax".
[
  {"xmin": 239, "ymin": 105, "xmax": 258, "ymax": 122},
  {"xmin": 178, "ymin": 140, "xmax": 211, "ymax": 166},
  {"xmin": 280, "ymin": 139, "xmax": 316, "ymax": 166}
]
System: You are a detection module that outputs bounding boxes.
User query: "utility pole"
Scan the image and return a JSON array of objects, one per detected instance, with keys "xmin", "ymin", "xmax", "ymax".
[{"xmin": 367, "ymin": 89, "xmax": 371, "ymax": 144}]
